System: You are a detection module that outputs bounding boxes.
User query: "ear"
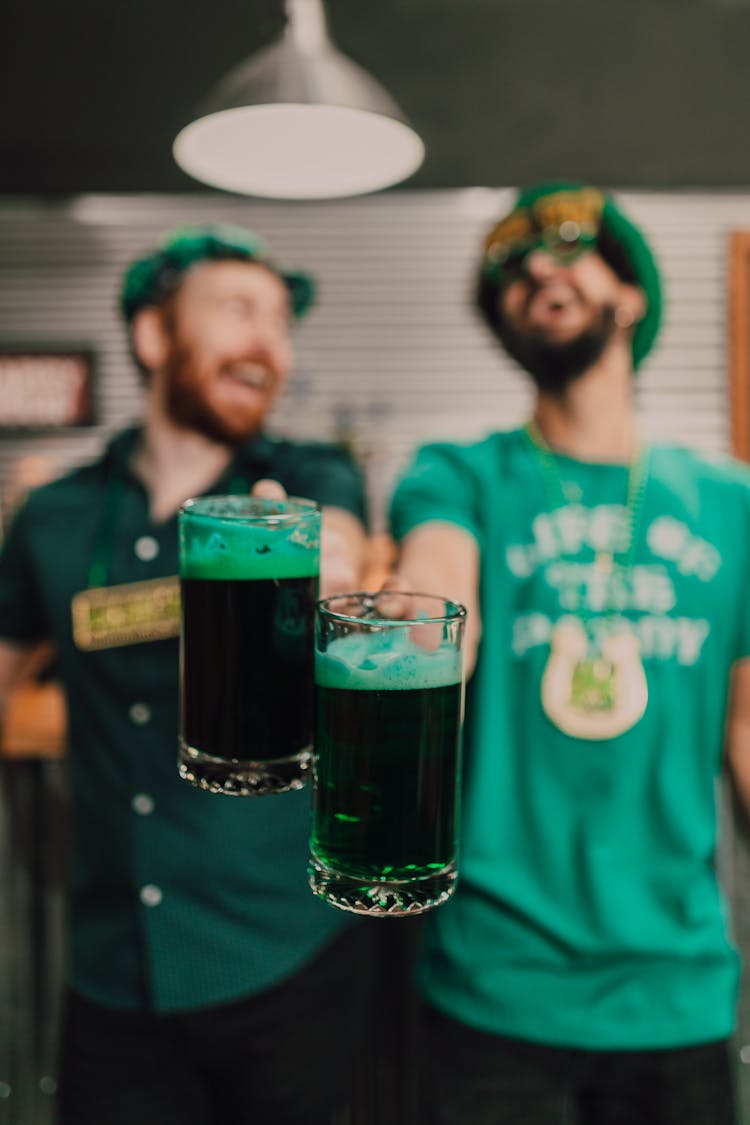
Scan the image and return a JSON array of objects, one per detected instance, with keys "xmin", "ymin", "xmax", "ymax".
[
  {"xmin": 617, "ymin": 283, "xmax": 647, "ymax": 327},
  {"xmin": 131, "ymin": 307, "xmax": 171, "ymax": 374}
]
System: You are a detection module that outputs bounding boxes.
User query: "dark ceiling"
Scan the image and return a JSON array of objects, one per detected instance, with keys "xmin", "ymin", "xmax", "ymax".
[{"xmin": 3, "ymin": 0, "xmax": 750, "ymax": 196}]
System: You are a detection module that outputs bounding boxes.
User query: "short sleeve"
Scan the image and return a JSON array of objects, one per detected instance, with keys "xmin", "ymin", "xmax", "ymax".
[
  {"xmin": 282, "ymin": 444, "xmax": 368, "ymax": 528},
  {"xmin": 0, "ymin": 498, "xmax": 49, "ymax": 643},
  {"xmin": 389, "ymin": 442, "xmax": 484, "ymax": 547}
]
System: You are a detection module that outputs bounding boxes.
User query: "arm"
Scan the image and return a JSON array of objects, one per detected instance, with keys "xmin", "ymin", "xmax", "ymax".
[
  {"xmin": 0, "ymin": 495, "xmax": 53, "ymax": 734},
  {"xmin": 726, "ymin": 657, "xmax": 750, "ymax": 817},
  {"xmin": 0, "ymin": 639, "xmax": 38, "ymax": 727},
  {"xmin": 393, "ymin": 520, "xmax": 482, "ymax": 677}
]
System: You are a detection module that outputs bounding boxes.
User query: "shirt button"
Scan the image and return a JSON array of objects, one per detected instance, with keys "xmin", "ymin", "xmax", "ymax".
[
  {"xmin": 129, "ymin": 702, "xmax": 151, "ymax": 725},
  {"xmin": 132, "ymin": 793, "xmax": 155, "ymax": 816},
  {"xmin": 135, "ymin": 536, "xmax": 159, "ymax": 561},
  {"xmin": 140, "ymin": 884, "xmax": 162, "ymax": 907}
]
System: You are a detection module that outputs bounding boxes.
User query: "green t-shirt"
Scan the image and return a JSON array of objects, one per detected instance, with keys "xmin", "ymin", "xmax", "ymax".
[
  {"xmin": 390, "ymin": 428, "xmax": 750, "ymax": 1050},
  {"xmin": 0, "ymin": 427, "xmax": 367, "ymax": 1013}
]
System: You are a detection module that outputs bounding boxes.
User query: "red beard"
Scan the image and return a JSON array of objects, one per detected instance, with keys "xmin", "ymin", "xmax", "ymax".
[{"xmin": 161, "ymin": 339, "xmax": 272, "ymax": 447}]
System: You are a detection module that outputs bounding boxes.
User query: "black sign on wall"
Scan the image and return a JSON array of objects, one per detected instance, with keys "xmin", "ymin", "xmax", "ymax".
[{"xmin": 0, "ymin": 351, "xmax": 95, "ymax": 429}]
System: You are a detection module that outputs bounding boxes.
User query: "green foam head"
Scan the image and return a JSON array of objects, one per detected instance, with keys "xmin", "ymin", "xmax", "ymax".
[
  {"xmin": 179, "ymin": 496, "xmax": 320, "ymax": 580},
  {"xmin": 316, "ymin": 631, "xmax": 462, "ymax": 692}
]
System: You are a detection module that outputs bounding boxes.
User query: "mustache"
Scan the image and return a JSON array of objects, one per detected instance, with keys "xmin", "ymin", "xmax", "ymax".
[{"xmin": 521, "ymin": 279, "xmax": 584, "ymax": 319}]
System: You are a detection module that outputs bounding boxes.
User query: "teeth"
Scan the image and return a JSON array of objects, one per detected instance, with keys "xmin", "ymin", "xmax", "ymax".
[{"xmin": 226, "ymin": 364, "xmax": 269, "ymax": 389}]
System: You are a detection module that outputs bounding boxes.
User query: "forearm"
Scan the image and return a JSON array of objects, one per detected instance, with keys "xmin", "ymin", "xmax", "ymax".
[
  {"xmin": 392, "ymin": 521, "xmax": 482, "ymax": 676},
  {"xmin": 0, "ymin": 638, "xmax": 39, "ymax": 748}
]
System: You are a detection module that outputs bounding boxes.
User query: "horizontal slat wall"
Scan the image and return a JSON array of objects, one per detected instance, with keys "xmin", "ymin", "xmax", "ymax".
[{"xmin": 1, "ymin": 189, "xmax": 749, "ymax": 532}]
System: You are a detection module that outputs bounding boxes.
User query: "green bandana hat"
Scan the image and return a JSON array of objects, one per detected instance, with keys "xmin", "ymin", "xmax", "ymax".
[
  {"xmin": 121, "ymin": 224, "xmax": 315, "ymax": 323},
  {"xmin": 481, "ymin": 182, "xmax": 663, "ymax": 370}
]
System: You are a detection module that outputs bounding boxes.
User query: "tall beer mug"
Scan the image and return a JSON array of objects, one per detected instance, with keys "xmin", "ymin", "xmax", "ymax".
[
  {"xmin": 178, "ymin": 495, "xmax": 320, "ymax": 796},
  {"xmin": 309, "ymin": 592, "xmax": 466, "ymax": 916}
]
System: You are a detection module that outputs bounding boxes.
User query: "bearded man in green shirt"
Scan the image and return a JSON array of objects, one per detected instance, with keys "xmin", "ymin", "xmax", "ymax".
[
  {"xmin": 390, "ymin": 184, "xmax": 750, "ymax": 1124},
  {"xmin": 0, "ymin": 225, "xmax": 369, "ymax": 1124}
]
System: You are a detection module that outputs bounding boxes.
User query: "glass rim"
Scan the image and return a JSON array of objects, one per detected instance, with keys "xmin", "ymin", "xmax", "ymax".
[
  {"xmin": 317, "ymin": 590, "xmax": 467, "ymax": 627},
  {"xmin": 179, "ymin": 494, "xmax": 320, "ymax": 526}
]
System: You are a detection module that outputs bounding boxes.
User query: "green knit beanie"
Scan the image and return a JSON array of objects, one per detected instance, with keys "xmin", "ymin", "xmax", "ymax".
[
  {"xmin": 481, "ymin": 182, "xmax": 663, "ymax": 369},
  {"xmin": 120, "ymin": 224, "xmax": 315, "ymax": 323}
]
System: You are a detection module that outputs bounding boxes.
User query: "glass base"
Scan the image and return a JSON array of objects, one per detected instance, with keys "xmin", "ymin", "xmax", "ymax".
[
  {"xmin": 308, "ymin": 853, "xmax": 457, "ymax": 917},
  {"xmin": 179, "ymin": 741, "xmax": 311, "ymax": 796}
]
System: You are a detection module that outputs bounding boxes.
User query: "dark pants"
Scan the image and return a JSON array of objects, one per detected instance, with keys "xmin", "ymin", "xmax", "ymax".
[
  {"xmin": 420, "ymin": 1005, "xmax": 738, "ymax": 1125},
  {"xmin": 59, "ymin": 924, "xmax": 372, "ymax": 1125}
]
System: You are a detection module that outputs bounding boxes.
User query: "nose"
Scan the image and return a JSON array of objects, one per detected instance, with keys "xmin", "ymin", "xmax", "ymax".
[
  {"xmin": 250, "ymin": 324, "xmax": 291, "ymax": 378},
  {"xmin": 244, "ymin": 322, "xmax": 279, "ymax": 363},
  {"xmin": 252, "ymin": 328, "xmax": 274, "ymax": 357},
  {"xmin": 522, "ymin": 249, "xmax": 560, "ymax": 282}
]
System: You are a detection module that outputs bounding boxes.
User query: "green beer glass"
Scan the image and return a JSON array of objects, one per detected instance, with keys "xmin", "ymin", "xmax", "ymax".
[
  {"xmin": 178, "ymin": 495, "xmax": 320, "ymax": 796},
  {"xmin": 309, "ymin": 592, "xmax": 466, "ymax": 916}
]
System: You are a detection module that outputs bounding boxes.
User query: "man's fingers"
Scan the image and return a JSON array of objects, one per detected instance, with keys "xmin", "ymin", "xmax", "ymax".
[
  {"xmin": 375, "ymin": 581, "xmax": 442, "ymax": 649},
  {"xmin": 251, "ymin": 478, "xmax": 287, "ymax": 501},
  {"xmin": 319, "ymin": 527, "xmax": 356, "ymax": 600},
  {"xmin": 375, "ymin": 578, "xmax": 415, "ymax": 621},
  {"xmin": 319, "ymin": 564, "xmax": 358, "ymax": 601}
]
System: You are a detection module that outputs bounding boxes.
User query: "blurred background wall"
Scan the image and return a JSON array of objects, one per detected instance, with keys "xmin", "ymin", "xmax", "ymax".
[
  {"xmin": 0, "ymin": 189, "xmax": 744, "ymax": 525},
  {"xmin": 6, "ymin": 0, "xmax": 750, "ymax": 1120},
  {"xmin": 3, "ymin": 188, "xmax": 750, "ymax": 1123}
]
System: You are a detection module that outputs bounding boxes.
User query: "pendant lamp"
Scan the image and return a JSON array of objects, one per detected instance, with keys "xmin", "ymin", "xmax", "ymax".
[{"xmin": 173, "ymin": 0, "xmax": 425, "ymax": 199}]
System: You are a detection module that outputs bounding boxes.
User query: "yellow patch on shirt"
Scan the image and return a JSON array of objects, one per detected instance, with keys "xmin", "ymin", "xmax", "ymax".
[{"xmin": 72, "ymin": 577, "xmax": 180, "ymax": 650}]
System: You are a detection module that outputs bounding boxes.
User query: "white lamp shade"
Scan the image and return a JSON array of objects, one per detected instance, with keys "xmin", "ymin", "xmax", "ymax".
[{"xmin": 174, "ymin": 103, "xmax": 424, "ymax": 199}]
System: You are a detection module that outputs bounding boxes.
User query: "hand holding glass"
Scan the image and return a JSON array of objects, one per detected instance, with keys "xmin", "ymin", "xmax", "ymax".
[{"xmin": 309, "ymin": 592, "xmax": 466, "ymax": 916}]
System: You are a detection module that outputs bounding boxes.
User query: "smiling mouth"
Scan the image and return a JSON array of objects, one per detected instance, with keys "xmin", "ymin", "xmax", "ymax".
[
  {"xmin": 222, "ymin": 362, "xmax": 273, "ymax": 391},
  {"xmin": 526, "ymin": 286, "xmax": 580, "ymax": 320}
]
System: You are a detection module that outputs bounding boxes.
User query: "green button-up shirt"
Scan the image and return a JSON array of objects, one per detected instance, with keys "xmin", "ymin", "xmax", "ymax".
[{"xmin": 0, "ymin": 427, "xmax": 367, "ymax": 1012}]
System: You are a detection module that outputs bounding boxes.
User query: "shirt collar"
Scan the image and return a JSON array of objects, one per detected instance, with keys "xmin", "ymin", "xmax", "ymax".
[{"xmin": 99, "ymin": 426, "xmax": 277, "ymax": 486}]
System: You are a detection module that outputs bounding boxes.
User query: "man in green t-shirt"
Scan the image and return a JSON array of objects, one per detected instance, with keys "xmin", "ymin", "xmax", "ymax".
[
  {"xmin": 0, "ymin": 226, "xmax": 369, "ymax": 1124},
  {"xmin": 390, "ymin": 183, "xmax": 750, "ymax": 1123}
]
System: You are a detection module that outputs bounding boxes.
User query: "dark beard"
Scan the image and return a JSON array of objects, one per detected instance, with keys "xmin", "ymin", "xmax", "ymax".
[{"xmin": 495, "ymin": 303, "xmax": 617, "ymax": 396}]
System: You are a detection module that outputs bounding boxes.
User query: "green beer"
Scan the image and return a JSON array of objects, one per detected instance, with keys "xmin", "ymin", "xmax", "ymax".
[
  {"xmin": 178, "ymin": 496, "xmax": 320, "ymax": 796},
  {"xmin": 309, "ymin": 594, "xmax": 465, "ymax": 916}
]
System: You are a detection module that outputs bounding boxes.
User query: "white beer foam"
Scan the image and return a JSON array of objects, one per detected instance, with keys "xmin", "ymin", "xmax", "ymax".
[{"xmin": 316, "ymin": 631, "xmax": 462, "ymax": 691}]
